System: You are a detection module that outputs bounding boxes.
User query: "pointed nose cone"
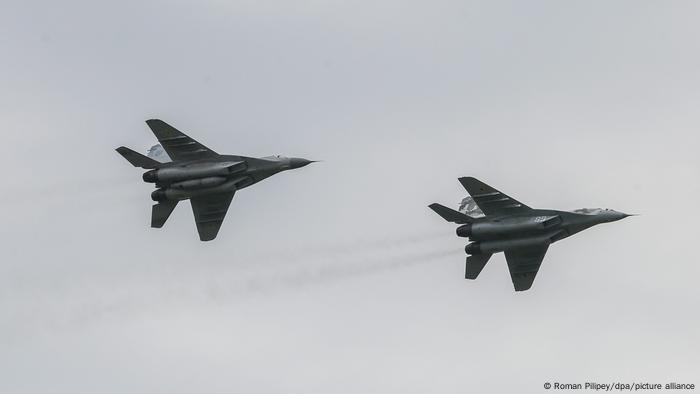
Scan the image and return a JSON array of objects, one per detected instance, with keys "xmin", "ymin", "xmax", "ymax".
[
  {"xmin": 289, "ymin": 158, "xmax": 317, "ymax": 169},
  {"xmin": 611, "ymin": 211, "xmax": 635, "ymax": 222}
]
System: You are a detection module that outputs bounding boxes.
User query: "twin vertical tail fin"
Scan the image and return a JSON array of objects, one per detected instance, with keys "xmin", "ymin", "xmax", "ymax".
[
  {"xmin": 116, "ymin": 146, "xmax": 161, "ymax": 169},
  {"xmin": 116, "ymin": 146, "xmax": 175, "ymax": 227},
  {"xmin": 466, "ymin": 254, "xmax": 492, "ymax": 279},
  {"xmin": 429, "ymin": 203, "xmax": 489, "ymax": 279},
  {"xmin": 428, "ymin": 203, "xmax": 475, "ymax": 224},
  {"xmin": 152, "ymin": 201, "xmax": 178, "ymax": 228}
]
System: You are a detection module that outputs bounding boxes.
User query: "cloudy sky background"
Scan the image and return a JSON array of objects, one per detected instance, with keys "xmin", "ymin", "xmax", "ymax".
[{"xmin": 1, "ymin": 1, "xmax": 699, "ymax": 392}]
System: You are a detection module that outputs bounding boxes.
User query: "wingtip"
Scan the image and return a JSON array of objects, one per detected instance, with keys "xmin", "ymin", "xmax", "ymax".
[
  {"xmin": 514, "ymin": 284, "xmax": 533, "ymax": 292},
  {"xmin": 115, "ymin": 146, "xmax": 133, "ymax": 157},
  {"xmin": 427, "ymin": 203, "xmax": 442, "ymax": 212}
]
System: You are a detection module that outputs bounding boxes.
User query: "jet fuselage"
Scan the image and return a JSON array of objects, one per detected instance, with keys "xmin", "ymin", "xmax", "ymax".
[
  {"xmin": 145, "ymin": 155, "xmax": 312, "ymax": 202},
  {"xmin": 117, "ymin": 119, "xmax": 315, "ymax": 241},
  {"xmin": 429, "ymin": 176, "xmax": 632, "ymax": 291},
  {"xmin": 458, "ymin": 209, "xmax": 629, "ymax": 255}
]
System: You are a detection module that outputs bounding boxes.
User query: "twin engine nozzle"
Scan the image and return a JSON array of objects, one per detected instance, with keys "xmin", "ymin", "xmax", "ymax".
[
  {"xmin": 465, "ymin": 242, "xmax": 481, "ymax": 255},
  {"xmin": 151, "ymin": 189, "xmax": 167, "ymax": 202},
  {"xmin": 143, "ymin": 170, "xmax": 157, "ymax": 183},
  {"xmin": 456, "ymin": 223, "xmax": 472, "ymax": 238}
]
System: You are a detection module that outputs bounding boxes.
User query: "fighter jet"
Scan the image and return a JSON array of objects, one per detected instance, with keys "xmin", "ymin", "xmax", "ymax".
[
  {"xmin": 117, "ymin": 119, "xmax": 315, "ymax": 241},
  {"xmin": 429, "ymin": 177, "xmax": 631, "ymax": 291}
]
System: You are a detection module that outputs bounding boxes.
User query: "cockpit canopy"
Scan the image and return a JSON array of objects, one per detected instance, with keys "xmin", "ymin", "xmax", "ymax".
[
  {"xmin": 262, "ymin": 155, "xmax": 287, "ymax": 161},
  {"xmin": 572, "ymin": 208, "xmax": 611, "ymax": 215}
]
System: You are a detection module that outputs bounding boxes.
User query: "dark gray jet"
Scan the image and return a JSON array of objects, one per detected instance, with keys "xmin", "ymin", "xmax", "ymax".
[
  {"xmin": 429, "ymin": 177, "xmax": 631, "ymax": 291},
  {"xmin": 117, "ymin": 119, "xmax": 315, "ymax": 241}
]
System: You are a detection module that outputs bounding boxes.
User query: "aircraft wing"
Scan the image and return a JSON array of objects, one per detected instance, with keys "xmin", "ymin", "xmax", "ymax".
[
  {"xmin": 504, "ymin": 243, "xmax": 549, "ymax": 291},
  {"xmin": 146, "ymin": 119, "xmax": 219, "ymax": 161},
  {"xmin": 190, "ymin": 192, "xmax": 235, "ymax": 241},
  {"xmin": 458, "ymin": 177, "xmax": 531, "ymax": 216}
]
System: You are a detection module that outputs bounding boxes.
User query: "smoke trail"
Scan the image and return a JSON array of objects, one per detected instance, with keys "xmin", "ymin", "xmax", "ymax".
[
  {"xmin": 4, "ymin": 174, "xmax": 138, "ymax": 206},
  {"xmin": 209, "ymin": 247, "xmax": 463, "ymax": 298},
  {"xmin": 245, "ymin": 230, "xmax": 453, "ymax": 268},
  {"xmin": 3, "ymin": 237, "xmax": 462, "ymax": 337}
]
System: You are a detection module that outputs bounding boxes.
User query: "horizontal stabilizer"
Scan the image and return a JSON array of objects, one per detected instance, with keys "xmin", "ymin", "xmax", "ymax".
[
  {"xmin": 116, "ymin": 146, "xmax": 161, "ymax": 169},
  {"xmin": 152, "ymin": 200, "xmax": 178, "ymax": 228},
  {"xmin": 429, "ymin": 203, "xmax": 474, "ymax": 224},
  {"xmin": 466, "ymin": 254, "xmax": 492, "ymax": 279}
]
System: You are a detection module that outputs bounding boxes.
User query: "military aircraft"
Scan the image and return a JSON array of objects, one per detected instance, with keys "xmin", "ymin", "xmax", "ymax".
[
  {"xmin": 429, "ymin": 177, "xmax": 632, "ymax": 291},
  {"xmin": 117, "ymin": 119, "xmax": 315, "ymax": 241}
]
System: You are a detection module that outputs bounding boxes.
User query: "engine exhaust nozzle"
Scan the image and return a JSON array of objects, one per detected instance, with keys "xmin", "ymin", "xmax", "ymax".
[
  {"xmin": 465, "ymin": 242, "xmax": 481, "ymax": 255},
  {"xmin": 151, "ymin": 189, "xmax": 167, "ymax": 202},
  {"xmin": 143, "ymin": 170, "xmax": 158, "ymax": 183},
  {"xmin": 456, "ymin": 223, "xmax": 472, "ymax": 238}
]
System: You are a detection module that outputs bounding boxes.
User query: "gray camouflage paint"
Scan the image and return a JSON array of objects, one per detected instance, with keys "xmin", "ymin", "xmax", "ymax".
[
  {"xmin": 117, "ymin": 119, "xmax": 314, "ymax": 241},
  {"xmin": 430, "ymin": 177, "xmax": 631, "ymax": 291}
]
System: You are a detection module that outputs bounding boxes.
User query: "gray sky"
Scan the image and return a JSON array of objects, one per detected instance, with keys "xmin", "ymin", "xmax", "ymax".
[{"xmin": 1, "ymin": 1, "xmax": 699, "ymax": 393}]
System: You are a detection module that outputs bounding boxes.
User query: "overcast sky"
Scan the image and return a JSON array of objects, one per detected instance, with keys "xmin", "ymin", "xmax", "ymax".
[{"xmin": 1, "ymin": 1, "xmax": 699, "ymax": 393}]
